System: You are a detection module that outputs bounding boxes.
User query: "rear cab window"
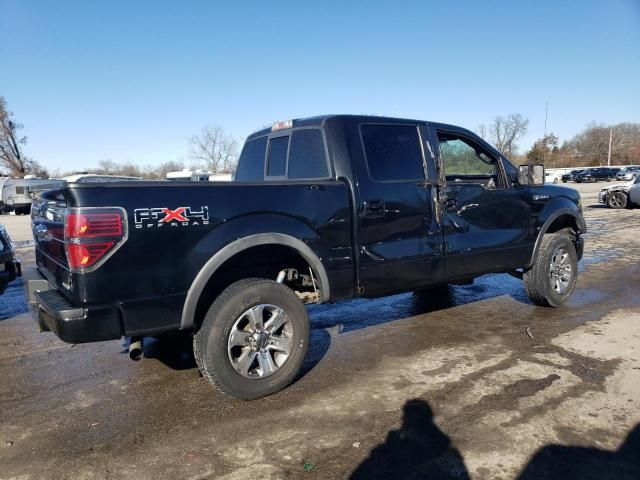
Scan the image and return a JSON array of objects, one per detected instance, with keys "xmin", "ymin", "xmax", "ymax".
[
  {"xmin": 266, "ymin": 136, "xmax": 288, "ymax": 177},
  {"xmin": 235, "ymin": 127, "xmax": 330, "ymax": 181},
  {"xmin": 235, "ymin": 136, "xmax": 268, "ymax": 181}
]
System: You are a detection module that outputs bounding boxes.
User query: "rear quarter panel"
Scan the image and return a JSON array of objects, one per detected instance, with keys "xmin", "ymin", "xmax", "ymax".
[{"xmin": 63, "ymin": 182, "xmax": 353, "ymax": 310}]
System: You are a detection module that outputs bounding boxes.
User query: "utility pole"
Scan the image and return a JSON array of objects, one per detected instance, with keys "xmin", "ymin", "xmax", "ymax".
[
  {"xmin": 542, "ymin": 101, "xmax": 549, "ymax": 164},
  {"xmin": 607, "ymin": 129, "xmax": 613, "ymax": 167}
]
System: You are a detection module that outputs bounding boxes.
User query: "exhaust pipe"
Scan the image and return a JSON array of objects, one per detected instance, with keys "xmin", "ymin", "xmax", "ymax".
[{"xmin": 129, "ymin": 337, "xmax": 143, "ymax": 361}]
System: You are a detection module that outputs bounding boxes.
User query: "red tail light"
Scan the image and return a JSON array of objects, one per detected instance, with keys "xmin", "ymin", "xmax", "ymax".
[
  {"xmin": 64, "ymin": 208, "xmax": 126, "ymax": 272},
  {"xmin": 66, "ymin": 242, "xmax": 115, "ymax": 269},
  {"xmin": 65, "ymin": 213, "xmax": 123, "ymax": 238}
]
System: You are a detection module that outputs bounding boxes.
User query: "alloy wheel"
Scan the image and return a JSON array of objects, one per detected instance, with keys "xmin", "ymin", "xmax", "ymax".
[{"xmin": 227, "ymin": 304, "xmax": 293, "ymax": 379}]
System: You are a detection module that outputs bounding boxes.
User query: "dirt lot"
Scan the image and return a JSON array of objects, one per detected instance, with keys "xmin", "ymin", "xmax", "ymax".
[{"xmin": 1, "ymin": 183, "xmax": 639, "ymax": 480}]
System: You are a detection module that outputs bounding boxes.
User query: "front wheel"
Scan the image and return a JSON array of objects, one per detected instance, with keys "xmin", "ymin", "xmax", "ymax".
[
  {"xmin": 193, "ymin": 278, "xmax": 309, "ymax": 400},
  {"xmin": 607, "ymin": 191, "xmax": 628, "ymax": 209},
  {"xmin": 524, "ymin": 232, "xmax": 578, "ymax": 307}
]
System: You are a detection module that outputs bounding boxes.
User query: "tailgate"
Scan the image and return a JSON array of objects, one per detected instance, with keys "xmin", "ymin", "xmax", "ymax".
[{"xmin": 31, "ymin": 190, "xmax": 69, "ymax": 285}]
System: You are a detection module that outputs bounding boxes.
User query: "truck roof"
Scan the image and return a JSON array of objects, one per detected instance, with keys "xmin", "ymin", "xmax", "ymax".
[{"xmin": 246, "ymin": 114, "xmax": 459, "ymax": 141}]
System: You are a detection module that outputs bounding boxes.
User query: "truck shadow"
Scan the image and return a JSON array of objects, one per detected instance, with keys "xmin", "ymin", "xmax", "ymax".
[
  {"xmin": 129, "ymin": 334, "xmax": 198, "ymax": 370},
  {"xmin": 136, "ymin": 274, "xmax": 532, "ymax": 373},
  {"xmin": 308, "ymin": 273, "xmax": 531, "ymax": 335}
]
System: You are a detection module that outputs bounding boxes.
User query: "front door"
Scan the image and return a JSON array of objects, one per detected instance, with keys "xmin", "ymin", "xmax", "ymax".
[
  {"xmin": 353, "ymin": 122, "xmax": 444, "ymax": 296},
  {"xmin": 430, "ymin": 127, "xmax": 535, "ymax": 279}
]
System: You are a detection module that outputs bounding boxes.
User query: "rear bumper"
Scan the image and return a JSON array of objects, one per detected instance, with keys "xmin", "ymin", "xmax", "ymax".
[{"xmin": 27, "ymin": 276, "xmax": 123, "ymax": 343}]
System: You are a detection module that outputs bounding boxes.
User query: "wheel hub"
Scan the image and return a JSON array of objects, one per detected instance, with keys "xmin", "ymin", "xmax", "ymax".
[
  {"xmin": 549, "ymin": 247, "xmax": 573, "ymax": 295},
  {"xmin": 227, "ymin": 304, "xmax": 294, "ymax": 379},
  {"xmin": 249, "ymin": 330, "xmax": 270, "ymax": 351}
]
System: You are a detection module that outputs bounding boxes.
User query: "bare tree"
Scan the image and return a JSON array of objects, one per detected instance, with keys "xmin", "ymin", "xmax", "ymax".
[
  {"xmin": 476, "ymin": 124, "xmax": 489, "ymax": 141},
  {"xmin": 98, "ymin": 159, "xmax": 119, "ymax": 174},
  {"xmin": 571, "ymin": 122, "xmax": 640, "ymax": 166},
  {"xmin": 0, "ymin": 96, "xmax": 48, "ymax": 177},
  {"xmin": 189, "ymin": 125, "xmax": 239, "ymax": 173},
  {"xmin": 488, "ymin": 113, "xmax": 529, "ymax": 158},
  {"xmin": 144, "ymin": 160, "xmax": 185, "ymax": 179}
]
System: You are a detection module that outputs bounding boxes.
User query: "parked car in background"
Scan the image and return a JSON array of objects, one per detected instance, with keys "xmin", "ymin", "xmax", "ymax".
[
  {"xmin": 574, "ymin": 167, "xmax": 619, "ymax": 183},
  {"xmin": 616, "ymin": 166, "xmax": 640, "ymax": 182},
  {"xmin": 561, "ymin": 169, "xmax": 585, "ymax": 183},
  {"xmin": 0, "ymin": 225, "xmax": 20, "ymax": 295},
  {"xmin": 599, "ymin": 176, "xmax": 640, "ymax": 209}
]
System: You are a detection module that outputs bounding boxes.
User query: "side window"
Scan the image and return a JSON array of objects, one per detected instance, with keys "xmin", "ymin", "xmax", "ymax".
[
  {"xmin": 267, "ymin": 136, "xmax": 289, "ymax": 177},
  {"xmin": 438, "ymin": 137, "xmax": 497, "ymax": 180},
  {"xmin": 235, "ymin": 136, "xmax": 267, "ymax": 181},
  {"xmin": 288, "ymin": 129, "xmax": 329, "ymax": 179},
  {"xmin": 361, "ymin": 125, "xmax": 425, "ymax": 182}
]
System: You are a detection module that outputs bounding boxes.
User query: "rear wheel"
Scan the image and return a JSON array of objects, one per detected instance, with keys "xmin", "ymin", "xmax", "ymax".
[
  {"xmin": 607, "ymin": 191, "xmax": 628, "ymax": 209},
  {"xmin": 524, "ymin": 232, "xmax": 578, "ymax": 307},
  {"xmin": 193, "ymin": 278, "xmax": 309, "ymax": 400}
]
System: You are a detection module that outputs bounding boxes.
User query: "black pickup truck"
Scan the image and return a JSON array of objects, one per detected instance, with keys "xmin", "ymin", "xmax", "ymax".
[{"xmin": 28, "ymin": 115, "xmax": 586, "ymax": 399}]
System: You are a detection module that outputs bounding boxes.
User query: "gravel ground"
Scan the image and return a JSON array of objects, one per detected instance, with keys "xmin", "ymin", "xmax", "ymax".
[{"xmin": 0, "ymin": 182, "xmax": 639, "ymax": 480}]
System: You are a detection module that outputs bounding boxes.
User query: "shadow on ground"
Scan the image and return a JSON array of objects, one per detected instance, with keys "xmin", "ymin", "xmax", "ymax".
[
  {"xmin": 348, "ymin": 398, "xmax": 640, "ymax": 480},
  {"xmin": 517, "ymin": 423, "xmax": 640, "ymax": 480},
  {"xmin": 135, "ymin": 277, "xmax": 530, "ymax": 375},
  {"xmin": 349, "ymin": 399, "xmax": 469, "ymax": 480}
]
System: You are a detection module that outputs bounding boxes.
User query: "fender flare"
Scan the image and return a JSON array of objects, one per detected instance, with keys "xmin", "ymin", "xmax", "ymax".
[
  {"xmin": 180, "ymin": 233, "xmax": 330, "ymax": 330},
  {"xmin": 527, "ymin": 208, "xmax": 586, "ymax": 268}
]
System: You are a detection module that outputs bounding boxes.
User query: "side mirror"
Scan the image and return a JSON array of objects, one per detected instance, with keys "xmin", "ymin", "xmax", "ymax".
[{"xmin": 517, "ymin": 164, "xmax": 545, "ymax": 186}]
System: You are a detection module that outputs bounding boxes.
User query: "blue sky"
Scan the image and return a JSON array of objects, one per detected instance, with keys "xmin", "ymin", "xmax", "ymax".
[{"xmin": 1, "ymin": 0, "xmax": 639, "ymax": 172}]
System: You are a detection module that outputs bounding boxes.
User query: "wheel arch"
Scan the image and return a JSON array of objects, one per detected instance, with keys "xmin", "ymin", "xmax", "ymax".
[
  {"xmin": 180, "ymin": 233, "xmax": 330, "ymax": 330},
  {"xmin": 527, "ymin": 207, "xmax": 585, "ymax": 268}
]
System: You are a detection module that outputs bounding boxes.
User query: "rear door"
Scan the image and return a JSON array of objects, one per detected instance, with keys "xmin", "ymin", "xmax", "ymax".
[{"xmin": 352, "ymin": 122, "xmax": 444, "ymax": 296}]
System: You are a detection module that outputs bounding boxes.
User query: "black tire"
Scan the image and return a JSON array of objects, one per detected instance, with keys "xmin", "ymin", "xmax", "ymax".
[
  {"xmin": 193, "ymin": 278, "xmax": 309, "ymax": 400},
  {"xmin": 14, "ymin": 206, "xmax": 30, "ymax": 215},
  {"xmin": 524, "ymin": 232, "xmax": 578, "ymax": 307},
  {"xmin": 607, "ymin": 191, "xmax": 628, "ymax": 209}
]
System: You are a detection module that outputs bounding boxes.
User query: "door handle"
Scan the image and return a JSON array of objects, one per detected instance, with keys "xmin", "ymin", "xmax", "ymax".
[{"xmin": 362, "ymin": 200, "xmax": 386, "ymax": 218}]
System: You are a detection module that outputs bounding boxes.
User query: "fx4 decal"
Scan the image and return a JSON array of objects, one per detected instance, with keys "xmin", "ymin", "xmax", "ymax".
[{"xmin": 133, "ymin": 206, "xmax": 210, "ymax": 229}]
